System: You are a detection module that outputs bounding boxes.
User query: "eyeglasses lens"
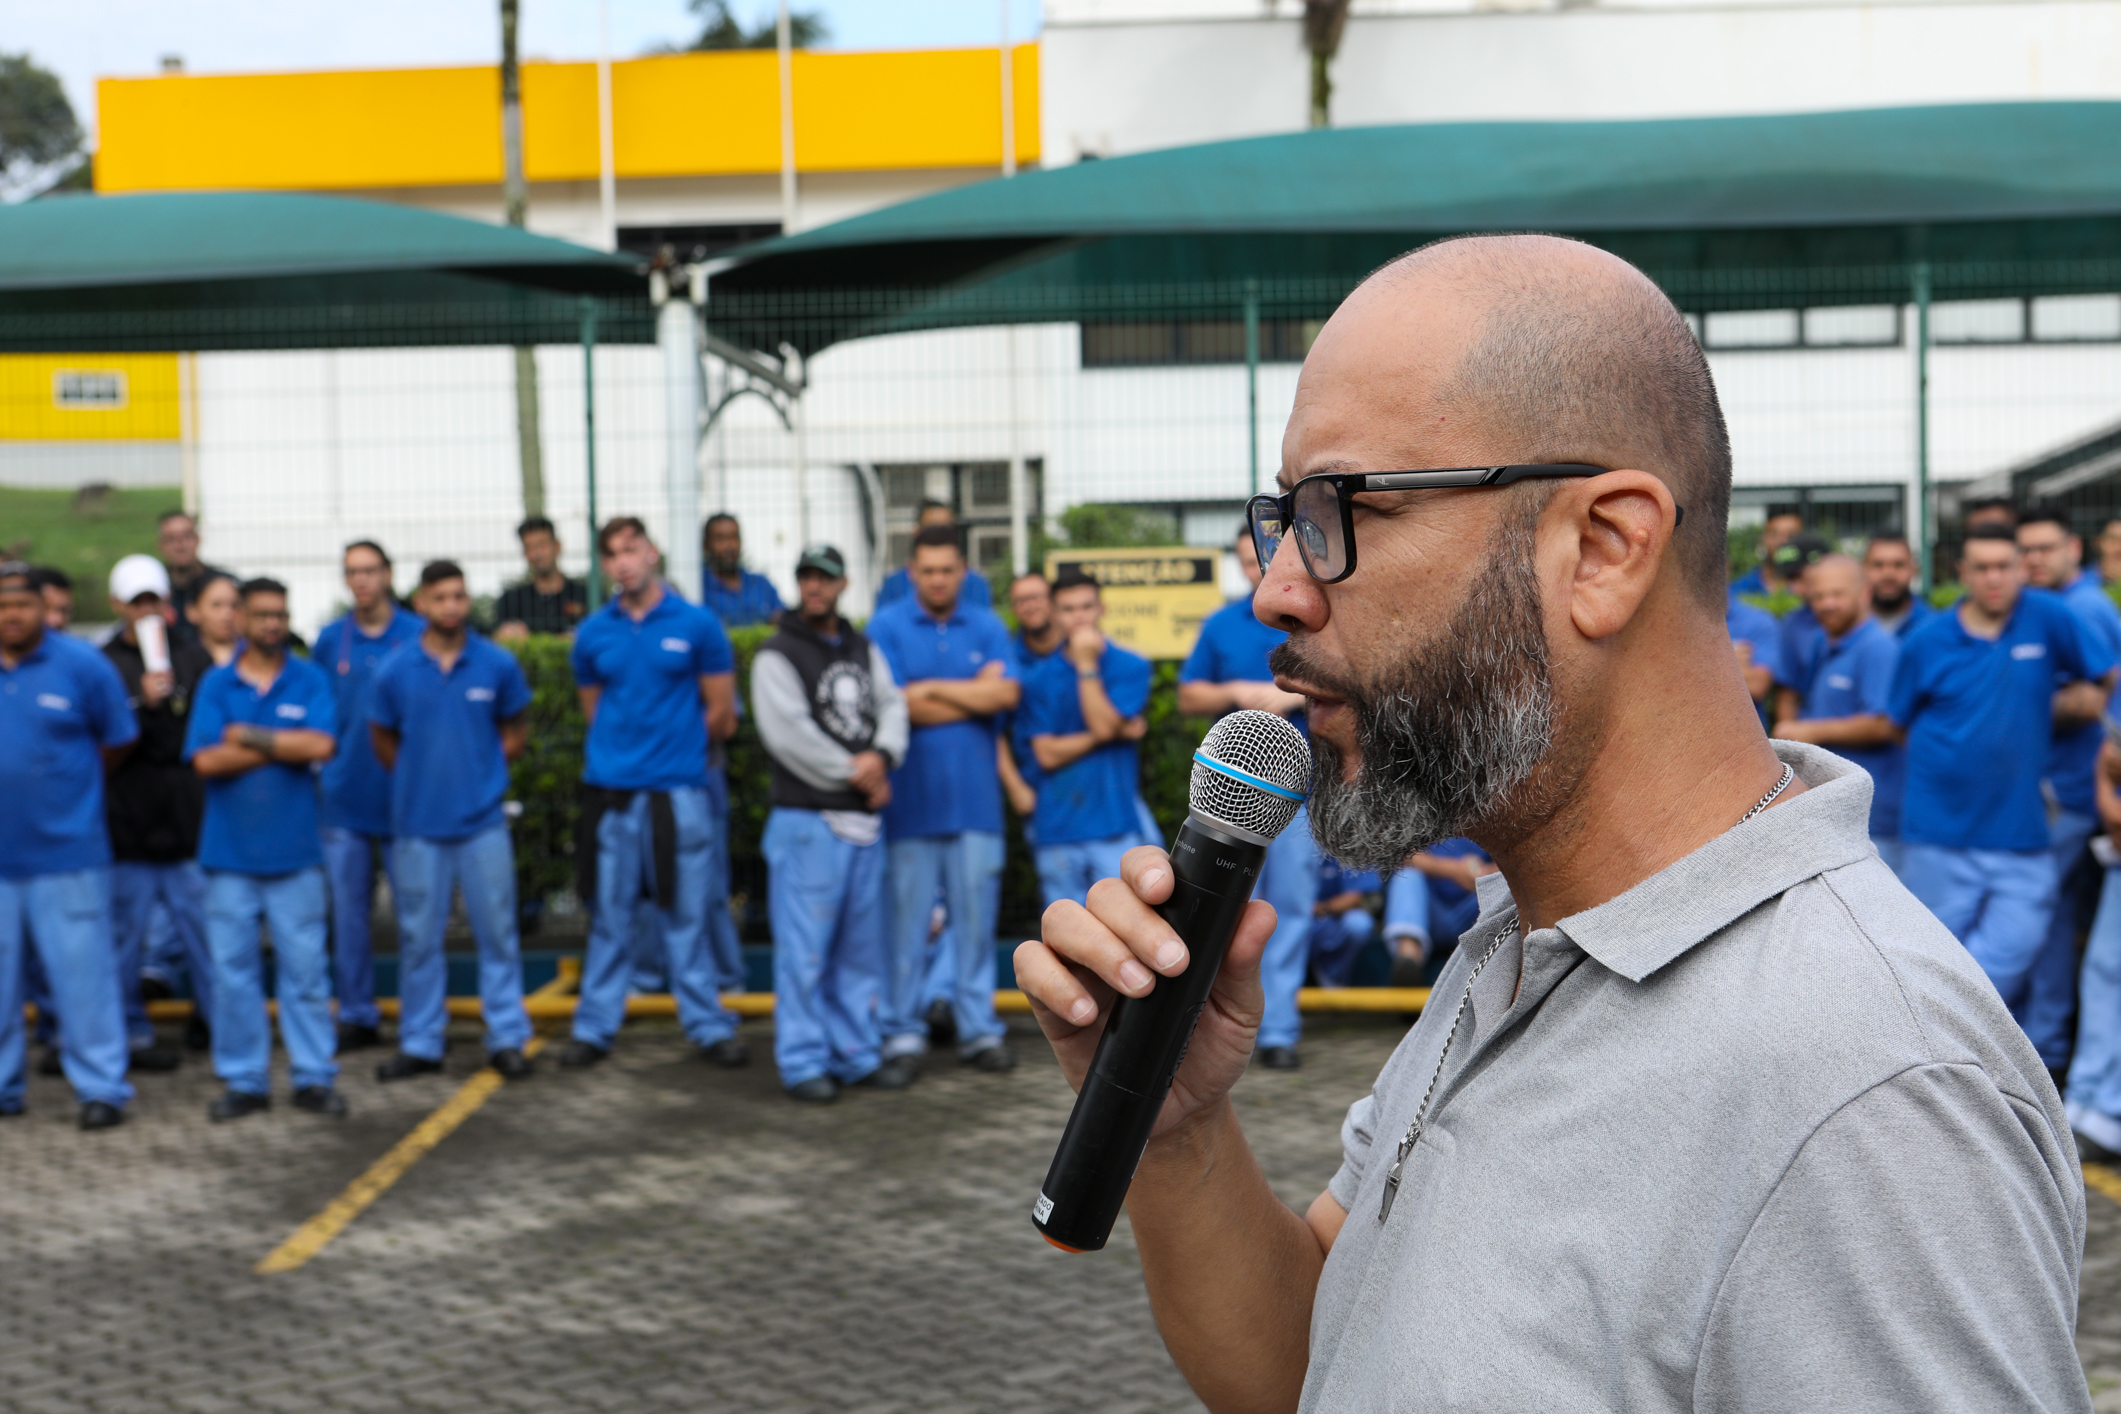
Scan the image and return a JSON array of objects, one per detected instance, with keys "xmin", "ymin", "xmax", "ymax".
[
  {"xmin": 1292, "ymin": 478, "xmax": 1345, "ymax": 579},
  {"xmin": 1247, "ymin": 495, "xmax": 1284, "ymax": 570}
]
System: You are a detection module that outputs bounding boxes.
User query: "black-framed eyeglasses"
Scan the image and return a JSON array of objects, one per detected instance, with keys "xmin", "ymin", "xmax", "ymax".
[{"xmin": 1247, "ymin": 463, "xmax": 1679, "ymax": 584}]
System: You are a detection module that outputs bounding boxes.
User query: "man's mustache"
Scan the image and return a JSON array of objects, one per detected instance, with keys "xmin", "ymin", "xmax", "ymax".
[{"xmin": 1267, "ymin": 638, "xmax": 1364, "ymax": 703}]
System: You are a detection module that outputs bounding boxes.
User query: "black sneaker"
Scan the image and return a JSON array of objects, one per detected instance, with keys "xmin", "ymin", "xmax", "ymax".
[
  {"xmin": 139, "ymin": 975, "xmax": 176, "ymax": 1003},
  {"xmin": 963, "ymin": 1045, "xmax": 1017, "ymax": 1074},
  {"xmin": 787, "ymin": 1076, "xmax": 839, "ymax": 1104},
  {"xmin": 292, "ymin": 1086, "xmax": 349, "ymax": 1117},
  {"xmin": 374, "ymin": 1053, "xmax": 445, "ymax": 1082},
  {"xmin": 557, "ymin": 1039, "xmax": 609, "ymax": 1069},
  {"xmin": 488, "ymin": 1048, "xmax": 534, "ymax": 1080},
  {"xmin": 78, "ymin": 1101, "xmax": 126, "ymax": 1131},
  {"xmin": 856, "ymin": 1054, "xmax": 922, "ymax": 1090},
  {"xmin": 700, "ymin": 1038, "xmax": 750, "ymax": 1069},
  {"xmin": 336, "ymin": 1022, "xmax": 384, "ymax": 1053},
  {"xmin": 1257, "ymin": 1046, "xmax": 1302, "ymax": 1071},
  {"xmin": 127, "ymin": 1043, "xmax": 184, "ymax": 1074},
  {"xmin": 208, "ymin": 1090, "xmax": 271, "ymax": 1123},
  {"xmin": 925, "ymin": 998, "xmax": 959, "ymax": 1048}
]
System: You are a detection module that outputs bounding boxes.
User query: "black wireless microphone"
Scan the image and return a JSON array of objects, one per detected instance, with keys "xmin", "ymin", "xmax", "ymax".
[{"xmin": 1033, "ymin": 708, "xmax": 1312, "ymax": 1254}]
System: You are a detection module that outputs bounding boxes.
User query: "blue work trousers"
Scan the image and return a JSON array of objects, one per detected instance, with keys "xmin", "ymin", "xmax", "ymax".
[
  {"xmin": 1255, "ymin": 805, "xmax": 1315, "ymax": 1051},
  {"xmin": 1034, "ymin": 834, "xmax": 1134, "ymax": 911},
  {"xmin": 0, "ymin": 869, "xmax": 132, "ymax": 1111},
  {"xmin": 206, "ymin": 867, "xmax": 337, "ymax": 1096},
  {"xmin": 575, "ymin": 787, "xmax": 736, "ymax": 1050},
  {"xmin": 763, "ymin": 810, "xmax": 885, "ymax": 1087},
  {"xmin": 2069, "ymin": 867, "xmax": 2121, "ymax": 1148},
  {"xmin": 392, "ymin": 827, "xmax": 532, "ymax": 1061},
  {"xmin": 1901, "ymin": 843, "xmax": 2058, "ymax": 1027},
  {"xmin": 321, "ymin": 827, "xmax": 392, "ymax": 1028},
  {"xmin": 112, "ymin": 860, "xmax": 212, "ymax": 1046},
  {"xmin": 627, "ymin": 769, "xmax": 745, "ymax": 995},
  {"xmin": 1307, "ymin": 907, "xmax": 1376, "ymax": 989},
  {"xmin": 2026, "ymin": 809, "xmax": 2098, "ymax": 1068},
  {"xmin": 885, "ymin": 832, "xmax": 1004, "ymax": 1058}
]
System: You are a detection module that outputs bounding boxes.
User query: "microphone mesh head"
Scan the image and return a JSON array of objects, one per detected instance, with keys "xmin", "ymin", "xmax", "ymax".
[{"xmin": 1190, "ymin": 709, "xmax": 1312, "ymax": 843}]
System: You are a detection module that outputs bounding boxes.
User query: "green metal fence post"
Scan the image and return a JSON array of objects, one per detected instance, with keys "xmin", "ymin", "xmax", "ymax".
[
  {"xmin": 1243, "ymin": 278, "xmax": 1261, "ymax": 496},
  {"xmin": 1911, "ymin": 240, "xmax": 1932, "ymax": 591},
  {"xmin": 581, "ymin": 297, "xmax": 603, "ymax": 609}
]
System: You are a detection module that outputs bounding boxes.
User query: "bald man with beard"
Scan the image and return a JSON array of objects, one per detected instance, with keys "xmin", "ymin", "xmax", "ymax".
[{"xmin": 1015, "ymin": 235, "xmax": 2089, "ymax": 1413}]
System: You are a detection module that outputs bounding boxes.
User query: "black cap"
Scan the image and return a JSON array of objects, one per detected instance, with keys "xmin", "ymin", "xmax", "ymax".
[
  {"xmin": 795, "ymin": 544, "xmax": 846, "ymax": 579},
  {"xmin": 1770, "ymin": 533, "xmax": 1831, "ymax": 574},
  {"xmin": 0, "ymin": 560, "xmax": 32, "ymax": 592}
]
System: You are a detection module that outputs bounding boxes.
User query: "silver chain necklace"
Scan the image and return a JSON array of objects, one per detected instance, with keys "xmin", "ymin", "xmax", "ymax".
[{"xmin": 1376, "ymin": 761, "xmax": 1797, "ymax": 1224}]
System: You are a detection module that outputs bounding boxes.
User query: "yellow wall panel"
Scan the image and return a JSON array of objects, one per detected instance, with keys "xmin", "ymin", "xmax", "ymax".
[
  {"xmin": 97, "ymin": 68, "xmax": 502, "ymax": 192},
  {"xmin": 0, "ymin": 355, "xmax": 182, "ymax": 442},
  {"xmin": 95, "ymin": 47, "xmax": 1038, "ymax": 192}
]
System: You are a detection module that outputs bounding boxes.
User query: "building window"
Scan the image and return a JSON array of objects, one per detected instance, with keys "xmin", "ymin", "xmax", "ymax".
[{"xmin": 53, "ymin": 370, "xmax": 127, "ymax": 409}]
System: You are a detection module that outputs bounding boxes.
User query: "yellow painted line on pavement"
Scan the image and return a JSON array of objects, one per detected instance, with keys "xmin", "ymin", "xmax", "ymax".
[
  {"xmin": 253, "ymin": 965, "xmax": 576, "ymax": 1276},
  {"xmin": 2085, "ymin": 1162, "xmax": 2121, "ymax": 1207}
]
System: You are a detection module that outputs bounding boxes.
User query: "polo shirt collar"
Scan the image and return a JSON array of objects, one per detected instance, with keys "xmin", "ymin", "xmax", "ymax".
[
  {"xmin": 916, "ymin": 601, "xmax": 968, "ymax": 628},
  {"xmin": 605, "ymin": 584, "xmax": 678, "ymax": 623},
  {"xmin": 1471, "ymin": 742, "xmax": 1874, "ymax": 985},
  {"xmin": 6, "ymin": 632, "xmax": 54, "ymax": 669}
]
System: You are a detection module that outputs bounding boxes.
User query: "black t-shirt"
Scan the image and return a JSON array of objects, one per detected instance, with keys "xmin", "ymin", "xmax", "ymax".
[
  {"xmin": 103, "ymin": 632, "xmax": 215, "ymax": 862},
  {"xmin": 494, "ymin": 576, "xmax": 588, "ymax": 636}
]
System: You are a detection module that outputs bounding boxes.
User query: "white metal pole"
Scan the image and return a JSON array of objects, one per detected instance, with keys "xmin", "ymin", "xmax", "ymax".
[
  {"xmin": 999, "ymin": 0, "xmax": 1017, "ymax": 179},
  {"xmin": 1007, "ymin": 328, "xmax": 1027, "ymax": 576},
  {"xmin": 661, "ymin": 294, "xmax": 703, "ymax": 600},
  {"xmin": 790, "ymin": 348, "xmax": 811, "ymax": 551},
  {"xmin": 777, "ymin": 1, "xmax": 798, "ymax": 233},
  {"xmin": 596, "ymin": 0, "xmax": 617, "ymax": 251}
]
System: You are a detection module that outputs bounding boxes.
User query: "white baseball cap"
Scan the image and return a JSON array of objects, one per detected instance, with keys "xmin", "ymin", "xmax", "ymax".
[{"xmin": 108, "ymin": 553, "xmax": 172, "ymax": 605}]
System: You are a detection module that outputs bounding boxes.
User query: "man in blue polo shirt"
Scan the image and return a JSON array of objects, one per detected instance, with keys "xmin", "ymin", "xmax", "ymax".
[
  {"xmin": 186, "ymin": 578, "xmax": 347, "ymax": 1121},
  {"xmin": 563, "ymin": 517, "xmax": 742, "ymax": 1070},
  {"xmin": 1890, "ymin": 527, "xmax": 2114, "ymax": 1037},
  {"xmin": 312, "ymin": 540, "xmax": 422, "ymax": 1051},
  {"xmin": 2017, "ymin": 508, "xmax": 2121, "ymax": 1077},
  {"xmin": 1729, "ymin": 509, "xmax": 1803, "ymax": 599},
  {"xmin": 0, "ymin": 561, "xmax": 137, "ymax": 1130},
  {"xmin": 699, "ymin": 513, "xmax": 784, "ymax": 627},
  {"xmin": 998, "ymin": 571, "xmax": 1061, "ymax": 823},
  {"xmin": 1726, "ymin": 587, "xmax": 1781, "ymax": 714},
  {"xmin": 874, "ymin": 501, "xmax": 993, "ymax": 612},
  {"xmin": 1864, "ymin": 533, "xmax": 1933, "ymax": 640},
  {"xmin": 870, "ymin": 524, "xmax": 1021, "ymax": 1076},
  {"xmin": 1381, "ymin": 838, "xmax": 1496, "ymax": 988},
  {"xmin": 1023, "ymin": 570, "xmax": 1152, "ymax": 908},
  {"xmin": 368, "ymin": 561, "xmax": 537, "ymax": 1082},
  {"xmin": 1178, "ymin": 528, "xmax": 1314, "ymax": 1070},
  {"xmin": 1768, "ymin": 534, "xmax": 1831, "ymax": 719},
  {"xmin": 1771, "ymin": 555, "xmax": 1904, "ymax": 870}
]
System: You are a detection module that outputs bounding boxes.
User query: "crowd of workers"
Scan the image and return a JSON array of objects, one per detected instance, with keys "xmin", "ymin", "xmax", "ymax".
[{"xmin": 11, "ymin": 490, "xmax": 2121, "ymax": 1148}]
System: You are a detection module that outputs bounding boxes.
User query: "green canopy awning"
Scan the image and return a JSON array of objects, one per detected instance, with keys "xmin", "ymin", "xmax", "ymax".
[
  {"xmin": 713, "ymin": 102, "xmax": 2121, "ymax": 355},
  {"xmin": 0, "ymin": 191, "xmax": 654, "ymax": 351}
]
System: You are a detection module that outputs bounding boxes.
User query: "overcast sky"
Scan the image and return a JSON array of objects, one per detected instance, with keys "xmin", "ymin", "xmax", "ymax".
[{"xmin": 12, "ymin": 1, "xmax": 1041, "ymax": 142}]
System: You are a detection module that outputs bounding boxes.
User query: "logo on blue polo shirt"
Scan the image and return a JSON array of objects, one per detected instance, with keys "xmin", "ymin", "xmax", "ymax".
[
  {"xmin": 661, "ymin": 636, "xmax": 689, "ymax": 653},
  {"xmin": 274, "ymin": 703, "xmax": 308, "ymax": 719},
  {"xmin": 1826, "ymin": 674, "xmax": 1853, "ymax": 691},
  {"xmin": 35, "ymin": 692, "xmax": 70, "ymax": 711},
  {"xmin": 467, "ymin": 686, "xmax": 496, "ymax": 702},
  {"xmin": 2011, "ymin": 643, "xmax": 2047, "ymax": 661}
]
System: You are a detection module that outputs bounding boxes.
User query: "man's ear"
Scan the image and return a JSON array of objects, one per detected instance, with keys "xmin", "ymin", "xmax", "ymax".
[{"xmin": 1556, "ymin": 470, "xmax": 1680, "ymax": 642}]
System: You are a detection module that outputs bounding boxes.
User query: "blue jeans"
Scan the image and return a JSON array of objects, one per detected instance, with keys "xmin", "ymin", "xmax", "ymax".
[
  {"xmin": 705, "ymin": 766, "xmax": 745, "ymax": 993},
  {"xmin": 206, "ymin": 867, "xmax": 337, "ymax": 1096},
  {"xmin": 1034, "ymin": 834, "xmax": 1134, "ymax": 911},
  {"xmin": 321, "ymin": 827, "xmax": 392, "ymax": 1029},
  {"xmin": 0, "ymin": 869, "xmax": 132, "ymax": 1111},
  {"xmin": 1901, "ymin": 843, "xmax": 2058, "ymax": 1026},
  {"xmin": 2026, "ymin": 809, "xmax": 2098, "ymax": 1068},
  {"xmin": 1307, "ymin": 907, "xmax": 1375, "ymax": 988},
  {"xmin": 885, "ymin": 832, "xmax": 1005, "ymax": 1058},
  {"xmin": 112, "ymin": 860, "xmax": 212, "ymax": 1046},
  {"xmin": 763, "ymin": 810, "xmax": 885, "ymax": 1086},
  {"xmin": 2069, "ymin": 868, "xmax": 2121, "ymax": 1145},
  {"xmin": 1255, "ymin": 805, "xmax": 1314, "ymax": 1051},
  {"xmin": 392, "ymin": 827, "xmax": 532, "ymax": 1061},
  {"xmin": 575, "ymin": 787, "xmax": 736, "ymax": 1050}
]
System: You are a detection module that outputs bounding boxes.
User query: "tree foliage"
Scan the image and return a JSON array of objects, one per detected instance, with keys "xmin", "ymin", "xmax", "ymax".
[
  {"xmin": 683, "ymin": 0, "xmax": 829, "ymax": 50},
  {"xmin": 0, "ymin": 53, "xmax": 84, "ymax": 200}
]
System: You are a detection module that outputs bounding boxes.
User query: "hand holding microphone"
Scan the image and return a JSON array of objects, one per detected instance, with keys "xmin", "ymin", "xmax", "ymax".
[{"xmin": 1016, "ymin": 710, "xmax": 1311, "ymax": 1253}]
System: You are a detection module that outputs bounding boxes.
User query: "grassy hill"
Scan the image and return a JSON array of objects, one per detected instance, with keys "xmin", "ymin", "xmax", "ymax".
[{"xmin": 0, "ymin": 483, "xmax": 179, "ymax": 622}]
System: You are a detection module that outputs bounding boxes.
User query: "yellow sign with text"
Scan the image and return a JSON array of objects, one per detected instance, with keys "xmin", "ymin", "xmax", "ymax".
[{"xmin": 1045, "ymin": 547, "xmax": 1227, "ymax": 661}]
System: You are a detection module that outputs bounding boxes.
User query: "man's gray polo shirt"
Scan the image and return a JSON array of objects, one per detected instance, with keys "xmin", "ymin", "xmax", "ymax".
[{"xmin": 1304, "ymin": 743, "xmax": 2088, "ymax": 1413}]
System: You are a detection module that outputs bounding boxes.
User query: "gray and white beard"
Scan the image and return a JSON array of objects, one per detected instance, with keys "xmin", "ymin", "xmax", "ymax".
[{"xmin": 1277, "ymin": 515, "xmax": 1557, "ymax": 874}]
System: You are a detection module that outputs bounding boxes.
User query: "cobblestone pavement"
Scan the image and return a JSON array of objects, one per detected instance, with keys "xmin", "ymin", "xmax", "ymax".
[{"xmin": 5, "ymin": 1012, "xmax": 2119, "ymax": 1413}]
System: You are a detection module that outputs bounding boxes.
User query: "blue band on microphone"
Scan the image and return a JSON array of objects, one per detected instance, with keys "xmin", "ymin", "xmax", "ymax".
[{"xmin": 1192, "ymin": 750, "xmax": 1307, "ymax": 802}]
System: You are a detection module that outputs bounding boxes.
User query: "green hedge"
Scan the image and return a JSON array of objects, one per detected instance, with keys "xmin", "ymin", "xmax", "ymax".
[{"xmin": 504, "ymin": 630, "xmax": 1210, "ymax": 939}]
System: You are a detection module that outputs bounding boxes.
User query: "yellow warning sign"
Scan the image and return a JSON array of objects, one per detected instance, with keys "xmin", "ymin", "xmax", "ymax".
[{"xmin": 1045, "ymin": 547, "xmax": 1228, "ymax": 661}]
